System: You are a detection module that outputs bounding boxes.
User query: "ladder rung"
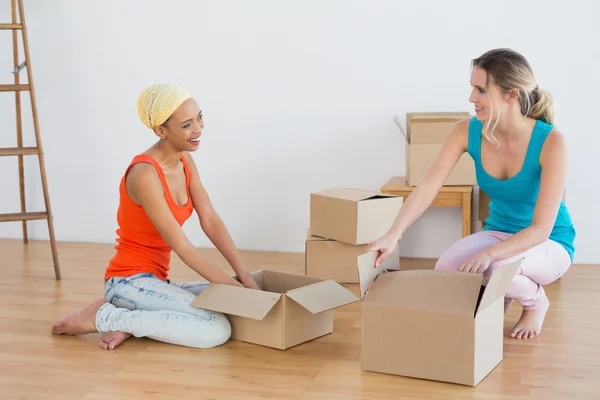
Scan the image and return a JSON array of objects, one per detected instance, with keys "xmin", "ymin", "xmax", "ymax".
[
  {"xmin": 0, "ymin": 85, "xmax": 30, "ymax": 92},
  {"xmin": 0, "ymin": 147, "xmax": 39, "ymax": 156},
  {"xmin": 0, "ymin": 212, "xmax": 48, "ymax": 222},
  {"xmin": 0, "ymin": 24, "xmax": 22, "ymax": 30}
]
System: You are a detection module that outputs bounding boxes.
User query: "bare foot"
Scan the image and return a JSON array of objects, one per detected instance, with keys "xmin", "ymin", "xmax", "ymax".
[
  {"xmin": 51, "ymin": 299, "xmax": 106, "ymax": 335},
  {"xmin": 100, "ymin": 332, "xmax": 132, "ymax": 350},
  {"xmin": 509, "ymin": 296, "xmax": 550, "ymax": 339}
]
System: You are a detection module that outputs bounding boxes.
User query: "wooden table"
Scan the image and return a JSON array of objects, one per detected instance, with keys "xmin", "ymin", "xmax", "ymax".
[{"xmin": 380, "ymin": 176, "xmax": 474, "ymax": 238}]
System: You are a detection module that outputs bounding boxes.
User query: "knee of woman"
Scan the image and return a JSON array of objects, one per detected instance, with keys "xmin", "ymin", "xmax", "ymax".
[
  {"xmin": 199, "ymin": 312, "xmax": 232, "ymax": 349},
  {"xmin": 434, "ymin": 255, "xmax": 461, "ymax": 271},
  {"xmin": 487, "ymin": 259, "xmax": 521, "ymax": 276}
]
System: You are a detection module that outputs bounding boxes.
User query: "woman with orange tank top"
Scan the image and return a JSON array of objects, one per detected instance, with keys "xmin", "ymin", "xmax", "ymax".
[{"xmin": 51, "ymin": 84, "xmax": 260, "ymax": 350}]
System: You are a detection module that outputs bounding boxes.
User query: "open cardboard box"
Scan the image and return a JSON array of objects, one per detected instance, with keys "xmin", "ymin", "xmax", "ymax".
[
  {"xmin": 310, "ymin": 188, "xmax": 403, "ymax": 246},
  {"xmin": 305, "ymin": 229, "xmax": 400, "ymax": 283},
  {"xmin": 357, "ymin": 252, "xmax": 521, "ymax": 386},
  {"xmin": 191, "ymin": 269, "xmax": 359, "ymax": 350},
  {"xmin": 393, "ymin": 112, "xmax": 476, "ymax": 186}
]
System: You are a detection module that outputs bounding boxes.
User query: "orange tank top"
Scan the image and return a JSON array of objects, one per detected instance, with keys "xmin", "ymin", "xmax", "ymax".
[{"xmin": 104, "ymin": 154, "xmax": 194, "ymax": 281}]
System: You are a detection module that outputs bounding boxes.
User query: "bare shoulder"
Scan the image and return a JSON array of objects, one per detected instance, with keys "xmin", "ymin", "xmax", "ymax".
[
  {"xmin": 456, "ymin": 117, "xmax": 472, "ymax": 129},
  {"xmin": 125, "ymin": 162, "xmax": 163, "ymax": 204},
  {"xmin": 545, "ymin": 127, "xmax": 567, "ymax": 148},
  {"xmin": 182, "ymin": 151, "xmax": 194, "ymax": 165},
  {"xmin": 443, "ymin": 117, "xmax": 471, "ymax": 150},
  {"xmin": 126, "ymin": 162, "xmax": 159, "ymax": 185},
  {"xmin": 540, "ymin": 128, "xmax": 568, "ymax": 164},
  {"xmin": 183, "ymin": 151, "xmax": 200, "ymax": 176},
  {"xmin": 453, "ymin": 117, "xmax": 471, "ymax": 136}
]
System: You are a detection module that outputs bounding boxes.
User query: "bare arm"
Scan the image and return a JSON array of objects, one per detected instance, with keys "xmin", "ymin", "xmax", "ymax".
[
  {"xmin": 485, "ymin": 129, "xmax": 568, "ymax": 261},
  {"xmin": 369, "ymin": 119, "xmax": 471, "ymax": 266},
  {"xmin": 387, "ymin": 118, "xmax": 471, "ymax": 241},
  {"xmin": 184, "ymin": 153, "xmax": 258, "ymax": 288},
  {"xmin": 126, "ymin": 163, "xmax": 242, "ymax": 287}
]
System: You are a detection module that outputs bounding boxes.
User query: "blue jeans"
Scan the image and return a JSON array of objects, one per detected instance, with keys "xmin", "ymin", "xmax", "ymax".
[{"xmin": 97, "ymin": 273, "xmax": 231, "ymax": 348}]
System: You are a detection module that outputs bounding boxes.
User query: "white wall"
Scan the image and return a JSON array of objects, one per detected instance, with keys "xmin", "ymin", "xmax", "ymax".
[{"xmin": 0, "ymin": 0, "xmax": 598, "ymax": 263}]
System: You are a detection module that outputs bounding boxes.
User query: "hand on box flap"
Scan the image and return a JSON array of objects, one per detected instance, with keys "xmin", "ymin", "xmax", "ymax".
[{"xmin": 368, "ymin": 234, "xmax": 400, "ymax": 268}]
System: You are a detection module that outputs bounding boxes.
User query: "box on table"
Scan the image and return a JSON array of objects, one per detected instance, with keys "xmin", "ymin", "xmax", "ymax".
[
  {"xmin": 305, "ymin": 229, "xmax": 400, "ymax": 283},
  {"xmin": 309, "ymin": 188, "xmax": 403, "ymax": 246},
  {"xmin": 191, "ymin": 269, "xmax": 359, "ymax": 350},
  {"xmin": 393, "ymin": 112, "xmax": 476, "ymax": 186},
  {"xmin": 356, "ymin": 252, "xmax": 521, "ymax": 386}
]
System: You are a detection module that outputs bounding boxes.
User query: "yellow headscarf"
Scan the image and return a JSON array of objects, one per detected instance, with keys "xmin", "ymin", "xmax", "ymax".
[{"xmin": 137, "ymin": 84, "xmax": 192, "ymax": 129}]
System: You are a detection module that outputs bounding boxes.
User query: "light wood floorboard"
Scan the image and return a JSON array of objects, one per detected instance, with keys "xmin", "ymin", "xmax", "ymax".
[{"xmin": 0, "ymin": 239, "xmax": 599, "ymax": 399}]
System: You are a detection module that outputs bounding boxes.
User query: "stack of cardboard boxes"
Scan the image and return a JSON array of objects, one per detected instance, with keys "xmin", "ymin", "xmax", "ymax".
[
  {"xmin": 305, "ymin": 187, "xmax": 404, "ymax": 283},
  {"xmin": 304, "ymin": 185, "xmax": 521, "ymax": 386}
]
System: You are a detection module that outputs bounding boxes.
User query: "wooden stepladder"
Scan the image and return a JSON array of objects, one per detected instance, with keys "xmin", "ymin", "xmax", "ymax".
[{"xmin": 0, "ymin": 0, "xmax": 60, "ymax": 280}]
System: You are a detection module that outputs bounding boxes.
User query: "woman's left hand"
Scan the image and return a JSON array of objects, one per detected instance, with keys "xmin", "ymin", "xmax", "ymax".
[
  {"xmin": 240, "ymin": 275, "xmax": 262, "ymax": 290},
  {"xmin": 460, "ymin": 250, "xmax": 495, "ymax": 274}
]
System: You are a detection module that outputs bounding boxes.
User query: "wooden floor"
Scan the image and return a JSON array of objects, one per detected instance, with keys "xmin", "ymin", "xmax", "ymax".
[{"xmin": 1, "ymin": 238, "xmax": 599, "ymax": 399}]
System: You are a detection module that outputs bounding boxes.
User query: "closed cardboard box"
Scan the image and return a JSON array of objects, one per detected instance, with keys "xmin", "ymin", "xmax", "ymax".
[
  {"xmin": 310, "ymin": 188, "xmax": 403, "ymax": 245},
  {"xmin": 356, "ymin": 252, "xmax": 521, "ymax": 386},
  {"xmin": 191, "ymin": 269, "xmax": 359, "ymax": 350},
  {"xmin": 394, "ymin": 112, "xmax": 476, "ymax": 186},
  {"xmin": 305, "ymin": 231, "xmax": 400, "ymax": 283}
]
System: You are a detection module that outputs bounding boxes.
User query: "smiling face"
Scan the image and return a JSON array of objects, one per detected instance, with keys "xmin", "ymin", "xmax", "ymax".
[
  {"xmin": 468, "ymin": 66, "xmax": 512, "ymax": 124},
  {"xmin": 153, "ymin": 98, "xmax": 204, "ymax": 151}
]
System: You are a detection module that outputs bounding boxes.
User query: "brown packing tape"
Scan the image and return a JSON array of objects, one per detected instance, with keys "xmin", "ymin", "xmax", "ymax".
[
  {"xmin": 407, "ymin": 111, "xmax": 470, "ymax": 118},
  {"xmin": 409, "ymin": 117, "xmax": 466, "ymax": 124}
]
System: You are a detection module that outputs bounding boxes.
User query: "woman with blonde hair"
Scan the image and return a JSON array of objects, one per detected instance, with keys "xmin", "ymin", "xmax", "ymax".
[
  {"xmin": 370, "ymin": 48, "xmax": 575, "ymax": 339},
  {"xmin": 52, "ymin": 84, "xmax": 260, "ymax": 350}
]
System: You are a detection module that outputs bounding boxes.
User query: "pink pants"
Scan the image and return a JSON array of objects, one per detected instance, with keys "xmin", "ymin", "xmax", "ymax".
[{"xmin": 434, "ymin": 230, "xmax": 572, "ymax": 310}]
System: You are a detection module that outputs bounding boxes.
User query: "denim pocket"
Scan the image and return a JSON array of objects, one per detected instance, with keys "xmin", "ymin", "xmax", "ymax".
[{"xmin": 111, "ymin": 293, "xmax": 137, "ymax": 310}]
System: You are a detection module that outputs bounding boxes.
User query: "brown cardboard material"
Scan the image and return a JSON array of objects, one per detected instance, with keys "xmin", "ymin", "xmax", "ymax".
[
  {"xmin": 310, "ymin": 188, "xmax": 403, "ymax": 245},
  {"xmin": 406, "ymin": 112, "xmax": 470, "ymax": 144},
  {"xmin": 357, "ymin": 252, "xmax": 521, "ymax": 386},
  {"xmin": 191, "ymin": 269, "xmax": 359, "ymax": 350},
  {"xmin": 305, "ymin": 230, "xmax": 400, "ymax": 283},
  {"xmin": 394, "ymin": 112, "xmax": 477, "ymax": 186}
]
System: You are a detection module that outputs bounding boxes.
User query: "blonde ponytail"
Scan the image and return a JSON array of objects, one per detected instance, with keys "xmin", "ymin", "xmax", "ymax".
[{"xmin": 528, "ymin": 87, "xmax": 555, "ymax": 125}]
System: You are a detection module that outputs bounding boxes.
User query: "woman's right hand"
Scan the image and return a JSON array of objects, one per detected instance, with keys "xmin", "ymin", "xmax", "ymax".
[
  {"xmin": 209, "ymin": 268, "xmax": 244, "ymax": 287},
  {"xmin": 368, "ymin": 234, "xmax": 400, "ymax": 267}
]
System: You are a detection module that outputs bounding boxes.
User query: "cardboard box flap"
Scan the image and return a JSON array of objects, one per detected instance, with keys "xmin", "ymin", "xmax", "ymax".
[
  {"xmin": 357, "ymin": 252, "xmax": 389, "ymax": 299},
  {"xmin": 306, "ymin": 235, "xmax": 328, "ymax": 242},
  {"xmin": 314, "ymin": 187, "xmax": 394, "ymax": 202},
  {"xmin": 393, "ymin": 113, "xmax": 409, "ymax": 142},
  {"xmin": 191, "ymin": 284, "xmax": 282, "ymax": 321},
  {"xmin": 306, "ymin": 229, "xmax": 328, "ymax": 242},
  {"xmin": 286, "ymin": 280, "xmax": 359, "ymax": 314},
  {"xmin": 475, "ymin": 259, "xmax": 523, "ymax": 316},
  {"xmin": 361, "ymin": 269, "xmax": 484, "ymax": 315}
]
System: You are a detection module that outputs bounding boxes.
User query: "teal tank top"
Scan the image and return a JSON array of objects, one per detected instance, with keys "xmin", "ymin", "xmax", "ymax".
[{"xmin": 467, "ymin": 117, "xmax": 576, "ymax": 261}]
